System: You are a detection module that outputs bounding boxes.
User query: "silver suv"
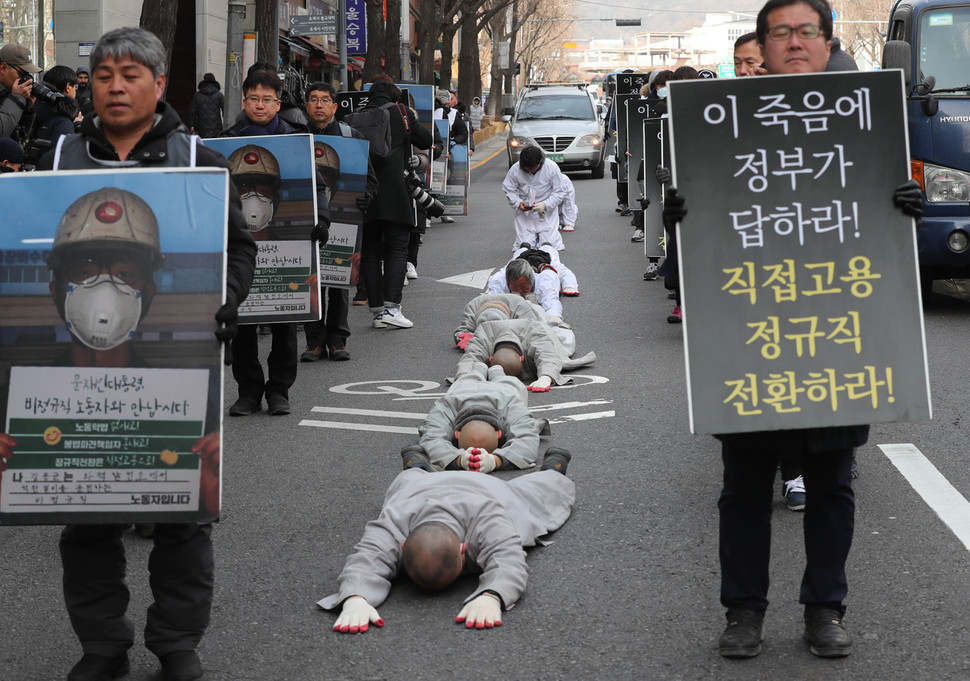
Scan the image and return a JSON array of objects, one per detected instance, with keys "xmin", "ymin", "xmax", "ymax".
[{"xmin": 504, "ymin": 84, "xmax": 607, "ymax": 178}]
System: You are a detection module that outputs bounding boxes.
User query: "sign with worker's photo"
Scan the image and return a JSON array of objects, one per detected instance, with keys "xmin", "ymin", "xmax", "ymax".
[
  {"xmin": 439, "ymin": 142, "xmax": 469, "ymax": 216},
  {"xmin": 668, "ymin": 70, "xmax": 931, "ymax": 435},
  {"xmin": 312, "ymin": 134, "xmax": 369, "ymax": 224},
  {"xmin": 642, "ymin": 117, "xmax": 665, "ymax": 258},
  {"xmin": 0, "ymin": 168, "xmax": 229, "ymax": 525},
  {"xmin": 203, "ymin": 134, "xmax": 321, "ymax": 324},
  {"xmin": 430, "ymin": 119, "xmax": 449, "ymax": 192},
  {"xmin": 318, "ymin": 221, "xmax": 362, "ymax": 288}
]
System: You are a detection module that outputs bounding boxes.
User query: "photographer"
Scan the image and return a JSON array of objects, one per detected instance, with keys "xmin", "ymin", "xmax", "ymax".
[
  {"xmin": 0, "ymin": 43, "xmax": 41, "ymax": 140},
  {"xmin": 31, "ymin": 66, "xmax": 81, "ymax": 151}
]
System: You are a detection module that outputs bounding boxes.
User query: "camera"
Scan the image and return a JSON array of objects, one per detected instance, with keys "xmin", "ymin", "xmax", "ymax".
[
  {"xmin": 20, "ymin": 76, "xmax": 66, "ymax": 107},
  {"xmin": 403, "ymin": 168, "xmax": 445, "ymax": 218}
]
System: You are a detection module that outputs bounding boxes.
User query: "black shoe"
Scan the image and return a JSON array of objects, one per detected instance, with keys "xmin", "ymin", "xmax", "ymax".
[
  {"xmin": 804, "ymin": 609, "xmax": 853, "ymax": 657},
  {"xmin": 229, "ymin": 396, "xmax": 261, "ymax": 416},
  {"xmin": 159, "ymin": 650, "xmax": 204, "ymax": 681},
  {"xmin": 401, "ymin": 445, "xmax": 433, "ymax": 472},
  {"xmin": 352, "ymin": 289, "xmax": 368, "ymax": 306},
  {"xmin": 267, "ymin": 394, "xmax": 291, "ymax": 416},
  {"xmin": 540, "ymin": 447, "xmax": 571, "ymax": 475},
  {"xmin": 67, "ymin": 653, "xmax": 130, "ymax": 681},
  {"xmin": 718, "ymin": 609, "xmax": 765, "ymax": 658}
]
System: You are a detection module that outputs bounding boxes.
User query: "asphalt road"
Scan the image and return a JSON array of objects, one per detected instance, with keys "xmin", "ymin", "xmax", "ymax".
[{"xmin": 3, "ymin": 137, "xmax": 970, "ymax": 681}]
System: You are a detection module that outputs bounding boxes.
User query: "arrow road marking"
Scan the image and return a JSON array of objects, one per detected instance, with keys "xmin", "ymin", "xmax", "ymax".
[
  {"xmin": 437, "ymin": 269, "xmax": 495, "ymax": 289},
  {"xmin": 879, "ymin": 443, "xmax": 970, "ymax": 553}
]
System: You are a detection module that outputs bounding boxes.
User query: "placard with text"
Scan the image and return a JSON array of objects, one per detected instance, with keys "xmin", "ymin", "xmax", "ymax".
[{"xmin": 668, "ymin": 71, "xmax": 931, "ymax": 434}]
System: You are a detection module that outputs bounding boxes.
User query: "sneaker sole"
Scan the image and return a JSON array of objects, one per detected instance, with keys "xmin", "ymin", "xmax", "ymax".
[
  {"xmin": 807, "ymin": 640, "xmax": 853, "ymax": 657},
  {"xmin": 229, "ymin": 404, "xmax": 262, "ymax": 417},
  {"xmin": 719, "ymin": 643, "xmax": 763, "ymax": 658},
  {"xmin": 383, "ymin": 319, "xmax": 413, "ymax": 329},
  {"xmin": 787, "ymin": 502, "xmax": 806, "ymax": 511}
]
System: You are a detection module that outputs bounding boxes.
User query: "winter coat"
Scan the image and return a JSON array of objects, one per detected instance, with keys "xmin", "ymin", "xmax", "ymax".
[{"xmin": 189, "ymin": 79, "xmax": 225, "ymax": 138}]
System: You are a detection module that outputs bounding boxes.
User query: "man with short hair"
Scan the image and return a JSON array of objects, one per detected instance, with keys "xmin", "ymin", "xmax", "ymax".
[
  {"xmin": 663, "ymin": 0, "xmax": 924, "ymax": 660},
  {"xmin": 34, "ymin": 26, "xmax": 256, "ymax": 681},
  {"xmin": 0, "ymin": 136, "xmax": 25, "ymax": 171},
  {"xmin": 75, "ymin": 65, "xmax": 94, "ymax": 118},
  {"xmin": 734, "ymin": 32, "xmax": 768, "ymax": 77},
  {"xmin": 503, "ymin": 145, "xmax": 569, "ymax": 251},
  {"xmin": 453, "ymin": 293, "xmax": 546, "ymax": 350},
  {"xmin": 221, "ymin": 70, "xmax": 329, "ymax": 416},
  {"xmin": 317, "ymin": 457, "xmax": 575, "ymax": 633},
  {"xmin": 299, "ymin": 81, "xmax": 378, "ymax": 362},
  {"xmin": 0, "ymin": 42, "xmax": 40, "ymax": 139}
]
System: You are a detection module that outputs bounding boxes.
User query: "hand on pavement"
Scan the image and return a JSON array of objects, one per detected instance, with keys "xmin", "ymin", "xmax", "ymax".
[
  {"xmin": 456, "ymin": 332, "xmax": 474, "ymax": 351},
  {"xmin": 528, "ymin": 376, "xmax": 553, "ymax": 392},
  {"xmin": 334, "ymin": 596, "xmax": 384, "ymax": 634},
  {"xmin": 456, "ymin": 593, "xmax": 503, "ymax": 629}
]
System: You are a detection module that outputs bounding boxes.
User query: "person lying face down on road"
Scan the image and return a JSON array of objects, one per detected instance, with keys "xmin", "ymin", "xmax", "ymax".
[
  {"xmin": 316, "ymin": 453, "xmax": 575, "ymax": 633},
  {"xmin": 488, "ymin": 247, "xmax": 580, "ymax": 322},
  {"xmin": 454, "ymin": 295, "xmax": 545, "ymax": 351},
  {"xmin": 403, "ymin": 361, "xmax": 541, "ymax": 472},
  {"xmin": 456, "ymin": 318, "xmax": 596, "ymax": 392}
]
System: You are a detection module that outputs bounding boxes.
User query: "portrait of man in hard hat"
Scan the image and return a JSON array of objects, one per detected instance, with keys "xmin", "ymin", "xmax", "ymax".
[
  {"xmin": 310, "ymin": 134, "xmax": 371, "ymax": 224},
  {"xmin": 227, "ymin": 143, "xmax": 283, "ymax": 240}
]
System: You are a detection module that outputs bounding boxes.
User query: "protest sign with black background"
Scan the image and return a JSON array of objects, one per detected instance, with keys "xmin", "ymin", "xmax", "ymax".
[{"xmin": 668, "ymin": 70, "xmax": 931, "ymax": 435}]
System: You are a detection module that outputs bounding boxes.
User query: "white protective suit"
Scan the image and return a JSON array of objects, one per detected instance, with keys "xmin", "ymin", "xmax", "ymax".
[
  {"xmin": 316, "ymin": 468, "xmax": 575, "ymax": 611},
  {"xmin": 502, "ymin": 160, "xmax": 569, "ymax": 251}
]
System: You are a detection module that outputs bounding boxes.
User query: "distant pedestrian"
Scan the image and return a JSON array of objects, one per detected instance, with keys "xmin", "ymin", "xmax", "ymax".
[
  {"xmin": 189, "ymin": 72, "xmax": 224, "ymax": 138},
  {"xmin": 469, "ymin": 96, "xmax": 485, "ymax": 131}
]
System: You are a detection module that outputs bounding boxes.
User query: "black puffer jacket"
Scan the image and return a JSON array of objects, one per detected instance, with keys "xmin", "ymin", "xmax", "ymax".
[{"xmin": 189, "ymin": 79, "xmax": 225, "ymax": 138}]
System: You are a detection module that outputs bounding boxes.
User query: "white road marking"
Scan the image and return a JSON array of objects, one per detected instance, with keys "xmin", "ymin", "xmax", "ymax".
[
  {"xmin": 437, "ymin": 269, "xmax": 496, "ymax": 289},
  {"xmin": 310, "ymin": 406, "xmax": 426, "ymax": 420},
  {"xmin": 547, "ymin": 410, "xmax": 616, "ymax": 424},
  {"xmin": 529, "ymin": 399, "xmax": 613, "ymax": 412},
  {"xmin": 879, "ymin": 443, "xmax": 970, "ymax": 552},
  {"xmin": 299, "ymin": 420, "xmax": 418, "ymax": 435}
]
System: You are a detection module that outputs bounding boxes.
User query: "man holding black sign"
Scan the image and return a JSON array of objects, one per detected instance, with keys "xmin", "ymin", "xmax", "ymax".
[{"xmin": 664, "ymin": 0, "xmax": 924, "ymax": 660}]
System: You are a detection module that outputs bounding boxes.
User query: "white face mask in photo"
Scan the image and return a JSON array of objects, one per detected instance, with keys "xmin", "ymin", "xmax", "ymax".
[
  {"xmin": 240, "ymin": 192, "xmax": 275, "ymax": 232},
  {"xmin": 64, "ymin": 274, "xmax": 143, "ymax": 350}
]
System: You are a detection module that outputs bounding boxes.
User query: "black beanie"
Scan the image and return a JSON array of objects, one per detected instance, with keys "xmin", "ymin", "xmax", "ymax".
[{"xmin": 454, "ymin": 405, "xmax": 502, "ymax": 431}]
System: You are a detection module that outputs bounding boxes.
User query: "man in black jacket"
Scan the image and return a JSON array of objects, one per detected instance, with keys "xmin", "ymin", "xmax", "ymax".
[
  {"xmin": 300, "ymin": 81, "xmax": 378, "ymax": 362},
  {"xmin": 359, "ymin": 74, "xmax": 433, "ymax": 330},
  {"xmin": 188, "ymin": 73, "xmax": 224, "ymax": 138},
  {"xmin": 0, "ymin": 42, "xmax": 40, "ymax": 140},
  {"xmin": 34, "ymin": 26, "xmax": 256, "ymax": 681},
  {"xmin": 220, "ymin": 69, "xmax": 329, "ymax": 416}
]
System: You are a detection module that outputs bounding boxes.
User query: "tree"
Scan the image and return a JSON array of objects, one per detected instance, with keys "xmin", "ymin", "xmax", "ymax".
[
  {"xmin": 139, "ymin": 0, "xmax": 179, "ymax": 92},
  {"xmin": 456, "ymin": 0, "xmax": 514, "ymax": 106},
  {"xmin": 831, "ymin": 0, "xmax": 894, "ymax": 69},
  {"xmin": 254, "ymin": 0, "xmax": 279, "ymax": 67}
]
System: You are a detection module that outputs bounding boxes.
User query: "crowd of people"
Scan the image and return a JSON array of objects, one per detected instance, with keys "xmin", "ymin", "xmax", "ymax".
[{"xmin": 0, "ymin": 0, "xmax": 929, "ymax": 678}]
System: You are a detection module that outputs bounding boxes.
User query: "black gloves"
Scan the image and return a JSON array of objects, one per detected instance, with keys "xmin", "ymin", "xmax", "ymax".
[
  {"xmin": 638, "ymin": 197, "xmax": 650, "ymax": 211},
  {"xmin": 310, "ymin": 221, "xmax": 330, "ymax": 243},
  {"xmin": 662, "ymin": 187, "xmax": 687, "ymax": 230},
  {"xmin": 356, "ymin": 195, "xmax": 371, "ymax": 213},
  {"xmin": 214, "ymin": 291, "xmax": 239, "ymax": 366},
  {"xmin": 656, "ymin": 165, "xmax": 672, "ymax": 185},
  {"xmin": 894, "ymin": 179, "xmax": 923, "ymax": 220}
]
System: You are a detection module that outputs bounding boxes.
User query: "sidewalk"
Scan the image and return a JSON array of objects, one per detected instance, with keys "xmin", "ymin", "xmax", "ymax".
[{"xmin": 470, "ymin": 126, "xmax": 508, "ymax": 169}]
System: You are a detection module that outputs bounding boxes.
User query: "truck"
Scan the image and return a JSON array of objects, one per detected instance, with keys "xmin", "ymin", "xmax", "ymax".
[{"xmin": 884, "ymin": 0, "xmax": 970, "ymax": 299}]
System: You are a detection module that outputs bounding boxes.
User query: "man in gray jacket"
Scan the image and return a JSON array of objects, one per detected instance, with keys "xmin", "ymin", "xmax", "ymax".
[
  {"xmin": 407, "ymin": 361, "xmax": 541, "ymax": 472},
  {"xmin": 453, "ymin": 294, "xmax": 545, "ymax": 350},
  {"xmin": 0, "ymin": 43, "xmax": 40, "ymax": 139},
  {"xmin": 317, "ymin": 459, "xmax": 574, "ymax": 633}
]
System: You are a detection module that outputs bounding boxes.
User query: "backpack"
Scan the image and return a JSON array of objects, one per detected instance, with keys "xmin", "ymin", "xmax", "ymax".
[
  {"xmin": 343, "ymin": 103, "xmax": 394, "ymax": 158},
  {"xmin": 517, "ymin": 248, "xmax": 553, "ymax": 269}
]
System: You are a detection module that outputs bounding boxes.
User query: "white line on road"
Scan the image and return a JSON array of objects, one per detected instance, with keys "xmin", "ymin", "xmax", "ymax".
[
  {"xmin": 310, "ymin": 407, "xmax": 426, "ymax": 420},
  {"xmin": 548, "ymin": 410, "xmax": 616, "ymax": 424},
  {"xmin": 299, "ymin": 420, "xmax": 418, "ymax": 435},
  {"xmin": 530, "ymin": 399, "xmax": 613, "ymax": 412},
  {"xmin": 878, "ymin": 443, "xmax": 970, "ymax": 552}
]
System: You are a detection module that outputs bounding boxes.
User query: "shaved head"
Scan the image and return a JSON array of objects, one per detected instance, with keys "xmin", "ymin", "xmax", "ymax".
[
  {"xmin": 457, "ymin": 419, "xmax": 500, "ymax": 451},
  {"xmin": 490, "ymin": 344, "xmax": 523, "ymax": 377},
  {"xmin": 402, "ymin": 522, "xmax": 463, "ymax": 589}
]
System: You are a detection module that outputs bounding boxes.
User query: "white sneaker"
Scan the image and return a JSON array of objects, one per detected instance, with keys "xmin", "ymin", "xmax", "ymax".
[
  {"xmin": 403, "ymin": 273, "xmax": 409, "ymax": 286},
  {"xmin": 372, "ymin": 309, "xmax": 389, "ymax": 328},
  {"xmin": 631, "ymin": 229, "xmax": 645, "ymax": 242},
  {"xmin": 406, "ymin": 262, "xmax": 418, "ymax": 279},
  {"xmin": 381, "ymin": 306, "xmax": 413, "ymax": 329}
]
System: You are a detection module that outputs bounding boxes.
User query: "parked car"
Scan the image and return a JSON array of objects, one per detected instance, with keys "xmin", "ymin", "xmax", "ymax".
[{"xmin": 503, "ymin": 83, "xmax": 607, "ymax": 178}]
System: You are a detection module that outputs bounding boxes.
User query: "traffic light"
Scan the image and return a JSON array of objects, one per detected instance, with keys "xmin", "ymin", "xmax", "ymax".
[
  {"xmin": 514, "ymin": 62, "xmax": 521, "ymax": 75},
  {"xmin": 615, "ymin": 18, "xmax": 641, "ymax": 26}
]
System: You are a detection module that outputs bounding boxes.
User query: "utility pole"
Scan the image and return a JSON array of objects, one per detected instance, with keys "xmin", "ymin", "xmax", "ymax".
[
  {"xmin": 226, "ymin": 0, "xmax": 246, "ymax": 124},
  {"xmin": 338, "ymin": 0, "xmax": 348, "ymax": 90}
]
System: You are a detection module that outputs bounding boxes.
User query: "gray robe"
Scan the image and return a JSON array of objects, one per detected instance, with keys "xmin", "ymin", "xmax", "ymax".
[
  {"xmin": 420, "ymin": 362, "xmax": 538, "ymax": 469},
  {"xmin": 316, "ymin": 468, "xmax": 575, "ymax": 610},
  {"xmin": 457, "ymin": 319, "xmax": 596, "ymax": 385},
  {"xmin": 454, "ymin": 293, "xmax": 546, "ymax": 342}
]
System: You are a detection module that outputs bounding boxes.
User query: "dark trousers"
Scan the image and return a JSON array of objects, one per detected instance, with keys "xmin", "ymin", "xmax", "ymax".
[
  {"xmin": 407, "ymin": 229, "xmax": 421, "ymax": 267},
  {"xmin": 719, "ymin": 442, "xmax": 855, "ymax": 615},
  {"xmin": 361, "ymin": 218, "xmax": 410, "ymax": 308},
  {"xmin": 60, "ymin": 523, "xmax": 214, "ymax": 657},
  {"xmin": 304, "ymin": 287, "xmax": 350, "ymax": 349},
  {"xmin": 231, "ymin": 323, "xmax": 297, "ymax": 400}
]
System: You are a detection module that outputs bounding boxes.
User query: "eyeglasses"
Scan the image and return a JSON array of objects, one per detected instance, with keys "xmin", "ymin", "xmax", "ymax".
[
  {"xmin": 308, "ymin": 97, "xmax": 334, "ymax": 105},
  {"xmin": 63, "ymin": 254, "xmax": 150, "ymax": 287},
  {"xmin": 766, "ymin": 23, "xmax": 823, "ymax": 41},
  {"xmin": 2, "ymin": 62, "xmax": 29, "ymax": 79},
  {"xmin": 244, "ymin": 95, "xmax": 279, "ymax": 105}
]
